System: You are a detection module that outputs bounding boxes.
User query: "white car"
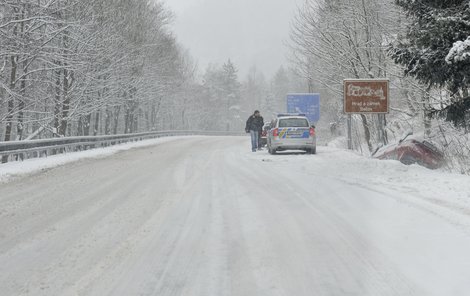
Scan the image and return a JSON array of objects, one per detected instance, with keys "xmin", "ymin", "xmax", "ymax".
[{"xmin": 267, "ymin": 114, "xmax": 316, "ymax": 154}]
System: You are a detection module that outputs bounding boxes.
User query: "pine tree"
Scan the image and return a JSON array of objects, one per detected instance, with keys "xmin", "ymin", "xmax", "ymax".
[
  {"xmin": 391, "ymin": 0, "xmax": 470, "ymax": 127},
  {"xmin": 202, "ymin": 60, "xmax": 241, "ymax": 131},
  {"xmin": 222, "ymin": 59, "xmax": 241, "ymax": 131}
]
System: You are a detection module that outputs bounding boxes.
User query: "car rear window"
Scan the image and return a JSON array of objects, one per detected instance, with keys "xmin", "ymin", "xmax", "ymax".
[{"xmin": 279, "ymin": 118, "xmax": 309, "ymax": 127}]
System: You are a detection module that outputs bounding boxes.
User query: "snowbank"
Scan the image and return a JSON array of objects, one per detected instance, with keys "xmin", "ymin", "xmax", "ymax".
[
  {"xmin": 250, "ymin": 146, "xmax": 470, "ymax": 225},
  {"xmin": 0, "ymin": 136, "xmax": 187, "ymax": 183}
]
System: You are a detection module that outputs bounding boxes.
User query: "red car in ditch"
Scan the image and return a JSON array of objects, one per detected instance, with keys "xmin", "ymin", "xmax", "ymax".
[{"xmin": 372, "ymin": 132, "xmax": 445, "ymax": 169}]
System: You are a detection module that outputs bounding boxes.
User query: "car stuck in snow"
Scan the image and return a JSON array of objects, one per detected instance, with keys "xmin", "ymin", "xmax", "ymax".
[{"xmin": 372, "ymin": 131, "xmax": 445, "ymax": 169}]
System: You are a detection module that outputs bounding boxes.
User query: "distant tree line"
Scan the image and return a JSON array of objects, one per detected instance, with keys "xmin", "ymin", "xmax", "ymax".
[{"xmin": 187, "ymin": 60, "xmax": 306, "ymax": 133}]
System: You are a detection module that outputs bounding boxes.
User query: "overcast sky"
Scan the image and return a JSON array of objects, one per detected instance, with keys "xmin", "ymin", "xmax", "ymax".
[{"xmin": 163, "ymin": 0, "xmax": 304, "ymax": 79}]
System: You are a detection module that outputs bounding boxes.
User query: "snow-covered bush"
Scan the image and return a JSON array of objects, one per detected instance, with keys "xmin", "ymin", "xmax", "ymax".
[{"xmin": 430, "ymin": 122, "xmax": 470, "ymax": 175}]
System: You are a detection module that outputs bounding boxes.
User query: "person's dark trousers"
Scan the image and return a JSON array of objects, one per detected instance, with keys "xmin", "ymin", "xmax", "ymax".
[{"xmin": 250, "ymin": 130, "xmax": 259, "ymax": 152}]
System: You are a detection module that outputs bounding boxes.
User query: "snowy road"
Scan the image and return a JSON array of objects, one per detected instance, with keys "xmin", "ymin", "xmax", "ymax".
[{"xmin": 1, "ymin": 136, "xmax": 470, "ymax": 296}]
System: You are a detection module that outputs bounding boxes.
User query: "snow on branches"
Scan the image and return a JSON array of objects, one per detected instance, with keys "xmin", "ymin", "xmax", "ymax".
[{"xmin": 446, "ymin": 37, "xmax": 470, "ymax": 64}]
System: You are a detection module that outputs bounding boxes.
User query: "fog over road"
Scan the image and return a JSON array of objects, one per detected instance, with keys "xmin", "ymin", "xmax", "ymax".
[{"xmin": 1, "ymin": 136, "xmax": 470, "ymax": 295}]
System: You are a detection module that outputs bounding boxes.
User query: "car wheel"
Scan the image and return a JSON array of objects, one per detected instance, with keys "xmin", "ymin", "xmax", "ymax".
[{"xmin": 306, "ymin": 147, "xmax": 316, "ymax": 154}]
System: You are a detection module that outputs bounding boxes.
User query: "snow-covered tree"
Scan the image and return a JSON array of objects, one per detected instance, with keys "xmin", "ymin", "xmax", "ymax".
[
  {"xmin": 390, "ymin": 0, "xmax": 470, "ymax": 128},
  {"xmin": 202, "ymin": 60, "xmax": 242, "ymax": 131},
  {"xmin": 290, "ymin": 0, "xmax": 400, "ymax": 151},
  {"xmin": 269, "ymin": 66, "xmax": 290, "ymax": 115},
  {"xmin": 241, "ymin": 65, "xmax": 268, "ymax": 119},
  {"xmin": 1, "ymin": 0, "xmax": 197, "ymax": 146},
  {"xmin": 222, "ymin": 60, "xmax": 242, "ymax": 131}
]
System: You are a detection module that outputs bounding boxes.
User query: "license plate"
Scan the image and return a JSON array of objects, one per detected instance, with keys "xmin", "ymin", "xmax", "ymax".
[{"xmin": 287, "ymin": 132, "xmax": 303, "ymax": 138}]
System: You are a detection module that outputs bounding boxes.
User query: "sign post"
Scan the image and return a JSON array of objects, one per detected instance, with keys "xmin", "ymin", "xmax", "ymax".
[
  {"xmin": 343, "ymin": 79, "xmax": 389, "ymax": 149},
  {"xmin": 347, "ymin": 114, "xmax": 352, "ymax": 149},
  {"xmin": 287, "ymin": 93, "xmax": 320, "ymax": 123}
]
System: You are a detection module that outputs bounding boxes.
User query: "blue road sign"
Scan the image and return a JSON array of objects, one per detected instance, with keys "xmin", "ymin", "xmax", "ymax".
[{"xmin": 287, "ymin": 93, "xmax": 320, "ymax": 123}]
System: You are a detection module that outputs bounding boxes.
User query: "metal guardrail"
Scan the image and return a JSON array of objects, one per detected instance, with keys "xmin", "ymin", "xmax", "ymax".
[{"xmin": 0, "ymin": 130, "xmax": 245, "ymax": 163}]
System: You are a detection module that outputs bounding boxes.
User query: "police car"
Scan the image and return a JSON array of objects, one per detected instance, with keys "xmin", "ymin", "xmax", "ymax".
[{"xmin": 267, "ymin": 113, "xmax": 316, "ymax": 154}]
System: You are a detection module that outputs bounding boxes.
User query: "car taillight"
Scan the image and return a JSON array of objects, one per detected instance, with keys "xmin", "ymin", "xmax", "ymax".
[
  {"xmin": 309, "ymin": 127, "xmax": 315, "ymax": 137},
  {"xmin": 273, "ymin": 128, "xmax": 279, "ymax": 137}
]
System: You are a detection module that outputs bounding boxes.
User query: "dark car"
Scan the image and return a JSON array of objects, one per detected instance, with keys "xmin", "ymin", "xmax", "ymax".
[
  {"xmin": 260, "ymin": 122, "xmax": 271, "ymax": 147},
  {"xmin": 372, "ymin": 131, "xmax": 444, "ymax": 169}
]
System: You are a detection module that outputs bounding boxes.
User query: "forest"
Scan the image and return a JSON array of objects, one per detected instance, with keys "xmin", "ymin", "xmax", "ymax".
[{"xmin": 1, "ymin": 0, "xmax": 469, "ymax": 173}]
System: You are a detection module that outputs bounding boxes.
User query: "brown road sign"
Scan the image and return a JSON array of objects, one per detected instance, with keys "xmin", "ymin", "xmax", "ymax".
[{"xmin": 344, "ymin": 79, "xmax": 389, "ymax": 114}]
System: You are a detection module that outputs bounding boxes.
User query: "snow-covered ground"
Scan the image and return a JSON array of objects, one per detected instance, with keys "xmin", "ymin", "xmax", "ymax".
[{"xmin": 1, "ymin": 136, "xmax": 470, "ymax": 295}]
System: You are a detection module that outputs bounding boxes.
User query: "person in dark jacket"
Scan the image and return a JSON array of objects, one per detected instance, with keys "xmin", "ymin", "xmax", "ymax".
[{"xmin": 245, "ymin": 110, "xmax": 264, "ymax": 152}]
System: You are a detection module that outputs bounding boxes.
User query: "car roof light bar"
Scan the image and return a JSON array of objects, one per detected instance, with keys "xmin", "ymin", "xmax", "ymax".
[{"xmin": 276, "ymin": 113, "xmax": 306, "ymax": 117}]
